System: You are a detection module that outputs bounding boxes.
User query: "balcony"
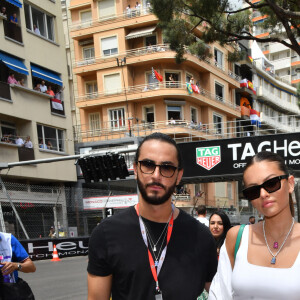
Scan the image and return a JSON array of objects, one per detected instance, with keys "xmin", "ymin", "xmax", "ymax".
[
  {"xmin": 3, "ymin": 20, "xmax": 23, "ymax": 44},
  {"xmin": 73, "ymin": 118, "xmax": 239, "ymax": 143},
  {"xmin": 0, "ymin": 81, "xmax": 11, "ymax": 101},
  {"xmin": 272, "ymin": 57, "xmax": 291, "ymax": 71},
  {"xmin": 261, "ymin": 115, "xmax": 298, "ymax": 133},
  {"xmin": 76, "ymin": 81, "xmax": 240, "ymax": 113},
  {"xmin": 0, "ymin": 140, "xmax": 35, "ymax": 163},
  {"xmin": 269, "ymin": 42, "xmax": 290, "ymax": 53},
  {"xmin": 257, "ymin": 86, "xmax": 300, "ymax": 114},
  {"xmin": 70, "ymin": 6, "xmax": 154, "ymax": 32},
  {"xmin": 73, "ymin": 44, "xmax": 241, "ymax": 84}
]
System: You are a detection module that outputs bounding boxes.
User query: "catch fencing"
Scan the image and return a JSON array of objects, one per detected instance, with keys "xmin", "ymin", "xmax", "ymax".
[{"xmin": 0, "ymin": 180, "xmax": 269, "ymax": 241}]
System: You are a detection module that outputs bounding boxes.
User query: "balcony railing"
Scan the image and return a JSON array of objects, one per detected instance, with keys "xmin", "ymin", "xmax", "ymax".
[
  {"xmin": 76, "ymin": 81, "xmax": 240, "ymax": 111},
  {"xmin": 74, "ymin": 44, "xmax": 171, "ymax": 67},
  {"xmin": 70, "ymin": 6, "xmax": 153, "ymax": 31},
  {"xmin": 73, "ymin": 116, "xmax": 300, "ymax": 143},
  {"xmin": 0, "ymin": 81, "xmax": 11, "ymax": 100},
  {"xmin": 74, "ymin": 44, "xmax": 241, "ymax": 82},
  {"xmin": 257, "ymin": 85, "xmax": 300, "ymax": 114},
  {"xmin": 261, "ymin": 115, "xmax": 299, "ymax": 132},
  {"xmin": 3, "ymin": 20, "xmax": 23, "ymax": 43}
]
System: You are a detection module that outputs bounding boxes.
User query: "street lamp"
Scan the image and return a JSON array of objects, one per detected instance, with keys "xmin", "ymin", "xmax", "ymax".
[{"xmin": 116, "ymin": 57, "xmax": 132, "ymax": 137}]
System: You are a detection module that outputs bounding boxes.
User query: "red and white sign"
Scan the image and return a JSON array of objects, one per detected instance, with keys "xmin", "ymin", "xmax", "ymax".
[{"xmin": 83, "ymin": 194, "xmax": 138, "ymax": 210}]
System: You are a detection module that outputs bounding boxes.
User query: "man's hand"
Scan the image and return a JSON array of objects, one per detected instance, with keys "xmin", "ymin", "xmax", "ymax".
[{"xmin": 0, "ymin": 262, "xmax": 18, "ymax": 275}]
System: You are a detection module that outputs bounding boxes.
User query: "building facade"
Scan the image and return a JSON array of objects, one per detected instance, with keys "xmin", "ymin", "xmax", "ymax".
[
  {"xmin": 251, "ymin": 0, "xmax": 300, "ymax": 87},
  {"xmin": 0, "ymin": 0, "xmax": 76, "ymax": 238},
  {"xmin": 66, "ymin": 0, "xmax": 243, "ymax": 230}
]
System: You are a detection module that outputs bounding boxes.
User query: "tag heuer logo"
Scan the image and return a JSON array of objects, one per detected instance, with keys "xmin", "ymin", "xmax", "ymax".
[{"xmin": 196, "ymin": 146, "xmax": 221, "ymax": 170}]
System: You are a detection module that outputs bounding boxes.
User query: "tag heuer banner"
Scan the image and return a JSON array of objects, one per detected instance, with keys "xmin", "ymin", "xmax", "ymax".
[{"xmin": 178, "ymin": 132, "xmax": 300, "ymax": 182}]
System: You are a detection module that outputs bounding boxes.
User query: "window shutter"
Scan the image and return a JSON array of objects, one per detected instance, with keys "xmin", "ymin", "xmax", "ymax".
[
  {"xmin": 98, "ymin": 0, "xmax": 115, "ymax": 18},
  {"xmin": 104, "ymin": 73, "xmax": 121, "ymax": 94}
]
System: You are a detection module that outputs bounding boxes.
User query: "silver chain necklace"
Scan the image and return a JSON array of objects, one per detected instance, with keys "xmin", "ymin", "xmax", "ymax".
[
  {"xmin": 263, "ymin": 218, "xmax": 295, "ymax": 265},
  {"xmin": 146, "ymin": 229, "xmax": 168, "ymax": 266},
  {"xmin": 141, "ymin": 213, "xmax": 172, "ymax": 252}
]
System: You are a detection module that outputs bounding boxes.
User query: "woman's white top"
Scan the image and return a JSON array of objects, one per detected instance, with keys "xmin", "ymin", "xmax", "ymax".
[{"xmin": 208, "ymin": 225, "xmax": 300, "ymax": 300}]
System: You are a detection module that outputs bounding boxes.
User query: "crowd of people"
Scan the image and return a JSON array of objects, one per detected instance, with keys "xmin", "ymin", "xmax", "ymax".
[
  {"xmin": 1, "ymin": 132, "xmax": 298, "ymax": 299},
  {"xmin": 7, "ymin": 73, "xmax": 25, "ymax": 86},
  {"xmin": 34, "ymin": 81, "xmax": 64, "ymax": 99},
  {"xmin": 6, "ymin": 72, "xmax": 64, "ymax": 100},
  {"xmin": 125, "ymin": 1, "xmax": 151, "ymax": 17},
  {"xmin": 0, "ymin": 135, "xmax": 33, "ymax": 148}
]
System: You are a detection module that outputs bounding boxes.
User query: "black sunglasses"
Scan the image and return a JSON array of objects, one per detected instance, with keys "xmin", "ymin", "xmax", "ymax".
[
  {"xmin": 138, "ymin": 160, "xmax": 178, "ymax": 178},
  {"xmin": 242, "ymin": 175, "xmax": 289, "ymax": 201}
]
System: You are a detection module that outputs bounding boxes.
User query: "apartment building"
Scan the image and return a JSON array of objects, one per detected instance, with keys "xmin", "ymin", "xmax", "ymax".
[
  {"xmin": 237, "ymin": 42, "xmax": 300, "ymax": 136},
  {"xmin": 0, "ymin": 0, "xmax": 76, "ymax": 237},
  {"xmin": 251, "ymin": 1, "xmax": 300, "ymax": 87},
  {"xmin": 68, "ymin": 0, "xmax": 242, "ymax": 229}
]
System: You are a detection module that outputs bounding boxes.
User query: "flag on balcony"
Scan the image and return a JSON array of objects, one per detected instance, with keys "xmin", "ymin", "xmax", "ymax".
[
  {"xmin": 250, "ymin": 109, "xmax": 261, "ymax": 127},
  {"xmin": 240, "ymin": 78, "xmax": 248, "ymax": 88},
  {"xmin": 191, "ymin": 84, "xmax": 200, "ymax": 94},
  {"xmin": 186, "ymin": 83, "xmax": 193, "ymax": 94},
  {"xmin": 51, "ymin": 98, "xmax": 63, "ymax": 111},
  {"xmin": 248, "ymin": 56, "xmax": 253, "ymax": 63},
  {"xmin": 152, "ymin": 68, "xmax": 163, "ymax": 82},
  {"xmin": 248, "ymin": 81, "xmax": 256, "ymax": 94}
]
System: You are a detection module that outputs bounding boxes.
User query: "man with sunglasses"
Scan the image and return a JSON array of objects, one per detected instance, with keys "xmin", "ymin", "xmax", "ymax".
[{"xmin": 87, "ymin": 132, "xmax": 217, "ymax": 300}]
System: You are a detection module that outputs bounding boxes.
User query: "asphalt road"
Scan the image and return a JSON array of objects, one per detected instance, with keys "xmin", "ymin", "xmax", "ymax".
[{"xmin": 21, "ymin": 256, "xmax": 88, "ymax": 300}]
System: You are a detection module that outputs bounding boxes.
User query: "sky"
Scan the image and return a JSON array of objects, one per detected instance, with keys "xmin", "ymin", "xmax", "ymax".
[{"xmin": 230, "ymin": 0, "xmax": 243, "ymax": 9}]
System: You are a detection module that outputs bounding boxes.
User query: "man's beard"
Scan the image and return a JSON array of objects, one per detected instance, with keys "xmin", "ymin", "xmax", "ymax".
[{"xmin": 137, "ymin": 176, "xmax": 177, "ymax": 205}]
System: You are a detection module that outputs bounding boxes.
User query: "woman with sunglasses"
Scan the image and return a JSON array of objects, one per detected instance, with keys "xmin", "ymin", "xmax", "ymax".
[{"xmin": 208, "ymin": 151, "xmax": 300, "ymax": 299}]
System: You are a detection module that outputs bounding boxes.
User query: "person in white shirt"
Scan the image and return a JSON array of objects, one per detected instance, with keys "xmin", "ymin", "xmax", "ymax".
[
  {"xmin": 33, "ymin": 24, "xmax": 40, "ymax": 35},
  {"xmin": 24, "ymin": 136, "xmax": 33, "ymax": 148},
  {"xmin": 15, "ymin": 136, "xmax": 24, "ymax": 146},
  {"xmin": 40, "ymin": 81, "xmax": 47, "ymax": 93},
  {"xmin": 196, "ymin": 205, "xmax": 209, "ymax": 226}
]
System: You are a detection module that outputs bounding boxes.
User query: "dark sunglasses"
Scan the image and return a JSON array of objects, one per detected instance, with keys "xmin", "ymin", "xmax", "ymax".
[
  {"xmin": 242, "ymin": 175, "xmax": 289, "ymax": 201},
  {"xmin": 138, "ymin": 160, "xmax": 178, "ymax": 178}
]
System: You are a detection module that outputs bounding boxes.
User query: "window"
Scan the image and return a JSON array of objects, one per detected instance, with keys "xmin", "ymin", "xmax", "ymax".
[
  {"xmin": 214, "ymin": 48, "xmax": 223, "ymax": 69},
  {"xmin": 83, "ymin": 46, "xmax": 95, "ymax": 60},
  {"xmin": 213, "ymin": 113, "xmax": 223, "ymax": 134},
  {"xmin": 215, "ymin": 182, "xmax": 226, "ymax": 198},
  {"xmin": 89, "ymin": 113, "xmax": 101, "ymax": 135},
  {"xmin": 80, "ymin": 10, "xmax": 92, "ymax": 23},
  {"xmin": 101, "ymin": 36, "xmax": 118, "ymax": 56},
  {"xmin": 143, "ymin": 106, "xmax": 154, "ymax": 123},
  {"xmin": 145, "ymin": 35, "xmax": 157, "ymax": 46},
  {"xmin": 85, "ymin": 81, "xmax": 98, "ymax": 96},
  {"xmin": 194, "ymin": 184, "xmax": 202, "ymax": 197},
  {"xmin": 167, "ymin": 105, "xmax": 182, "ymax": 120},
  {"xmin": 215, "ymin": 82, "xmax": 224, "ymax": 101},
  {"xmin": 104, "ymin": 73, "xmax": 121, "ymax": 94},
  {"xmin": 37, "ymin": 124, "xmax": 64, "ymax": 152},
  {"xmin": 109, "ymin": 108, "xmax": 125, "ymax": 130},
  {"xmin": 227, "ymin": 182, "xmax": 232, "ymax": 199},
  {"xmin": 98, "ymin": 0, "xmax": 115, "ymax": 18},
  {"xmin": 165, "ymin": 72, "xmax": 180, "ymax": 88},
  {"xmin": 190, "ymin": 107, "xmax": 197, "ymax": 123},
  {"xmin": 0, "ymin": 121, "xmax": 16, "ymax": 140},
  {"xmin": 24, "ymin": 3, "xmax": 55, "ymax": 41}
]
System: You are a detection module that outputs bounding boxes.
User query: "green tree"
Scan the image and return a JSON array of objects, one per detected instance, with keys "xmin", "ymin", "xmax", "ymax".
[{"xmin": 151, "ymin": 0, "xmax": 300, "ymax": 62}]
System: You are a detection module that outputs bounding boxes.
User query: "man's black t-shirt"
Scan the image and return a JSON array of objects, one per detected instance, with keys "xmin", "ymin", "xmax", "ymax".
[{"xmin": 88, "ymin": 206, "xmax": 217, "ymax": 300}]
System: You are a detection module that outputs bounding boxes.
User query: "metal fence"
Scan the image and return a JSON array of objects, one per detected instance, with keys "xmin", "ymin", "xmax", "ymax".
[
  {"xmin": 0, "ymin": 181, "xmax": 137, "ymax": 240},
  {"xmin": 1, "ymin": 180, "xmax": 298, "ymax": 240}
]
